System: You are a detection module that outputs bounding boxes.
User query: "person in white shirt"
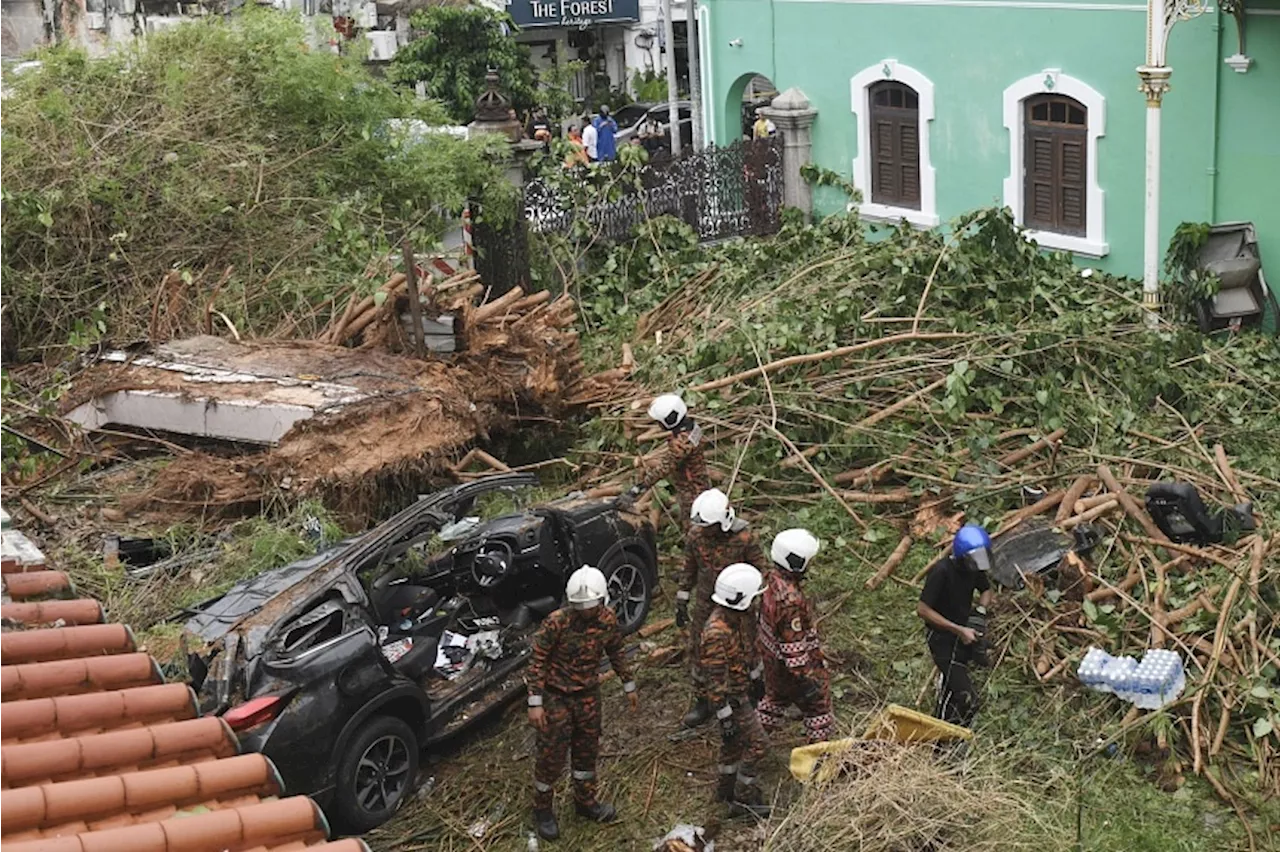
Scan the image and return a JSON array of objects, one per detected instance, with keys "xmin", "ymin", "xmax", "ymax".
[{"xmin": 581, "ymin": 114, "xmax": 599, "ymax": 162}]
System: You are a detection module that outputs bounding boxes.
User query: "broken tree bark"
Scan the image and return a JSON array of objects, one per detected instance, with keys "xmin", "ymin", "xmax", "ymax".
[
  {"xmin": 1056, "ymin": 474, "xmax": 1096, "ymax": 523},
  {"xmin": 1097, "ymin": 464, "xmax": 1171, "ymax": 544},
  {"xmin": 1213, "ymin": 444, "xmax": 1248, "ymax": 504},
  {"xmin": 401, "ymin": 241, "xmax": 426, "ymax": 359},
  {"xmin": 997, "ymin": 428, "xmax": 1067, "ymax": 468},
  {"xmin": 866, "ymin": 535, "xmax": 913, "ymax": 590},
  {"xmin": 1058, "ymin": 499, "xmax": 1119, "ymax": 530}
]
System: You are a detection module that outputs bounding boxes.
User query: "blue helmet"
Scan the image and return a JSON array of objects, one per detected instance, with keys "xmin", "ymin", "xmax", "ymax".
[{"xmin": 953, "ymin": 524, "xmax": 993, "ymax": 573}]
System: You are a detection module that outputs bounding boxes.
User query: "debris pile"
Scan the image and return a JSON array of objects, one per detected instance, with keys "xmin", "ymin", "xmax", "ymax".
[
  {"xmin": 61, "ymin": 273, "xmax": 630, "ymax": 520},
  {"xmin": 578, "ymin": 208, "xmax": 1279, "ymax": 807}
]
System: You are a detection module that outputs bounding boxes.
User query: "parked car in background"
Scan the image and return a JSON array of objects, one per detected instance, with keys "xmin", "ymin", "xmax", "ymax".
[
  {"xmin": 616, "ymin": 101, "xmax": 693, "ymax": 153},
  {"xmin": 611, "ymin": 102, "xmax": 651, "ymax": 133},
  {"xmin": 183, "ymin": 474, "xmax": 657, "ymax": 832}
]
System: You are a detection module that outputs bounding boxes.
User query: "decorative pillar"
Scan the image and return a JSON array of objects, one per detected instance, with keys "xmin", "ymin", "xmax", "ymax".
[
  {"xmin": 1138, "ymin": 0, "xmax": 1209, "ymax": 326},
  {"xmin": 1138, "ymin": 66, "xmax": 1172, "ymax": 324},
  {"xmin": 760, "ymin": 88, "xmax": 819, "ymax": 220}
]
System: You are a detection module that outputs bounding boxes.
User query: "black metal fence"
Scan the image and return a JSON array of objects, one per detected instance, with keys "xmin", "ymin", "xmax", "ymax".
[{"xmin": 474, "ymin": 136, "xmax": 785, "ymax": 295}]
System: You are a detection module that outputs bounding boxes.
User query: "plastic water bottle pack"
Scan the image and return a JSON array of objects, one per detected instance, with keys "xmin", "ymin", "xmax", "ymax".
[{"xmin": 1075, "ymin": 645, "xmax": 1185, "ymax": 709}]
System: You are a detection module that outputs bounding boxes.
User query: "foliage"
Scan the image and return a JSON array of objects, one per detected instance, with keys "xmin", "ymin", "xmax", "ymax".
[
  {"xmin": 1163, "ymin": 221, "xmax": 1219, "ymax": 324},
  {"xmin": 800, "ymin": 162, "xmax": 862, "ymax": 204},
  {"xmin": 1, "ymin": 8, "xmax": 513, "ymax": 353},
  {"xmin": 536, "ymin": 46, "xmax": 587, "ymax": 125},
  {"xmin": 389, "ymin": 5, "xmax": 535, "ymax": 123},
  {"xmin": 631, "ymin": 69, "xmax": 668, "ymax": 103}
]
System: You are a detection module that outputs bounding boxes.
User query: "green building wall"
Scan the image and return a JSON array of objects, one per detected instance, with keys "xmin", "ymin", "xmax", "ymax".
[{"xmin": 700, "ymin": 0, "xmax": 1280, "ymax": 289}]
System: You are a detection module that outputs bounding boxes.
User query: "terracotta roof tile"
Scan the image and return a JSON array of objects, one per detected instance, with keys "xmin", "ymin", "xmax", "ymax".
[
  {"xmin": 2, "ymin": 683, "xmax": 198, "ymax": 743},
  {"xmin": 1, "ymin": 716, "xmax": 239, "ymax": 788},
  {"xmin": 3, "ymin": 796, "xmax": 329, "ymax": 851},
  {"xmin": 1, "ymin": 600, "xmax": 106, "ymax": 628},
  {"xmin": 2, "ymin": 653, "xmax": 164, "ymax": 701},
  {"xmin": 3, "ymin": 571, "xmax": 73, "ymax": 601},
  {"xmin": 2, "ymin": 624, "xmax": 137, "ymax": 664},
  {"xmin": 1, "ymin": 753, "xmax": 283, "ymax": 836},
  {"xmin": 0, "ymin": 515, "xmax": 352, "ymax": 851}
]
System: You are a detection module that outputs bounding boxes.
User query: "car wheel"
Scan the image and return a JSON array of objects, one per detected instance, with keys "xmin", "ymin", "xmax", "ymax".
[
  {"xmin": 603, "ymin": 551, "xmax": 652, "ymax": 634},
  {"xmin": 334, "ymin": 714, "xmax": 419, "ymax": 833}
]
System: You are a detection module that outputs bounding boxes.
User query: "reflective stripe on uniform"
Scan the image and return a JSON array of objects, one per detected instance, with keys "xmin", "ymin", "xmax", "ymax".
[
  {"xmin": 718, "ymin": 763, "xmax": 739, "ymax": 775},
  {"xmin": 528, "ymin": 694, "xmax": 543, "ymax": 707},
  {"xmin": 716, "ymin": 704, "xmax": 734, "ymax": 720},
  {"xmin": 676, "ymin": 590, "xmax": 691, "ymax": 602},
  {"xmin": 534, "ymin": 780, "xmax": 553, "ymax": 792},
  {"xmin": 736, "ymin": 772, "xmax": 756, "ymax": 786},
  {"xmin": 622, "ymin": 680, "xmax": 637, "ymax": 693},
  {"xmin": 572, "ymin": 769, "xmax": 595, "ymax": 781}
]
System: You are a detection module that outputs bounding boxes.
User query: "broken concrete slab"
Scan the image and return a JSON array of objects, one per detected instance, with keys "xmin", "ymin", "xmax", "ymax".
[{"xmin": 65, "ymin": 346, "xmax": 373, "ymax": 445}]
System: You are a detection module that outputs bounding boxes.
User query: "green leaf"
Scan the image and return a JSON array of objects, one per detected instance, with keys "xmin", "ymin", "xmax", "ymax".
[
  {"xmin": 373, "ymin": 291, "xmax": 388, "ymax": 308},
  {"xmin": 1082, "ymin": 599, "xmax": 1099, "ymax": 623},
  {"xmin": 1251, "ymin": 685, "xmax": 1272, "ymax": 700},
  {"xmin": 1253, "ymin": 717, "xmax": 1273, "ymax": 739},
  {"xmin": 1035, "ymin": 390, "xmax": 1050, "ymax": 406},
  {"xmin": 37, "ymin": 211, "xmax": 53, "ymax": 228}
]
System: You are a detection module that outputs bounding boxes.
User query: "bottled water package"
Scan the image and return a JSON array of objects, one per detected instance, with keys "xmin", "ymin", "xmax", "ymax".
[
  {"xmin": 1076, "ymin": 646, "xmax": 1114, "ymax": 692},
  {"xmin": 1075, "ymin": 645, "xmax": 1185, "ymax": 709}
]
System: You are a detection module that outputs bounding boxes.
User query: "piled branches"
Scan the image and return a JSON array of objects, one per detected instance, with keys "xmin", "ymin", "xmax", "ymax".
[
  {"xmin": 574, "ymin": 207, "xmax": 1280, "ymax": 800},
  {"xmin": 765, "ymin": 736, "xmax": 1068, "ymax": 852}
]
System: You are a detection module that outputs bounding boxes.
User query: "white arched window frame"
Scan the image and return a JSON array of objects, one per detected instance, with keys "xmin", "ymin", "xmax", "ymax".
[
  {"xmin": 1003, "ymin": 70, "xmax": 1109, "ymax": 257},
  {"xmin": 849, "ymin": 59, "xmax": 938, "ymax": 228}
]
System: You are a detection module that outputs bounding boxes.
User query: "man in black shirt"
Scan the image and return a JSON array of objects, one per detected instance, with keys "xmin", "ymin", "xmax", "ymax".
[{"xmin": 917, "ymin": 524, "xmax": 994, "ymax": 727}]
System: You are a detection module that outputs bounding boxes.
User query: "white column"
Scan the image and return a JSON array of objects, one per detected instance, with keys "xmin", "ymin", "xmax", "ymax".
[
  {"xmin": 1138, "ymin": 66, "xmax": 1172, "ymax": 327},
  {"xmin": 689, "ymin": 11, "xmax": 704, "ymax": 149},
  {"xmin": 661, "ymin": 0, "xmax": 682, "ymax": 156}
]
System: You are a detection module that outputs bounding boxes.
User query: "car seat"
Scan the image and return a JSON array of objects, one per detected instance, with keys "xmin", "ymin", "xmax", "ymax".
[{"xmin": 372, "ymin": 582, "xmax": 440, "ymax": 626}]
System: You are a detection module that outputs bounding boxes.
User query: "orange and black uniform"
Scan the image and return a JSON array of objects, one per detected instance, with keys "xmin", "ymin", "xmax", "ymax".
[
  {"xmin": 700, "ymin": 608, "xmax": 767, "ymax": 787},
  {"xmin": 757, "ymin": 570, "xmax": 834, "ymax": 742},
  {"xmin": 638, "ymin": 422, "xmax": 711, "ymax": 532},
  {"xmin": 527, "ymin": 606, "xmax": 635, "ymax": 810},
  {"xmin": 681, "ymin": 522, "xmax": 766, "ymax": 693}
]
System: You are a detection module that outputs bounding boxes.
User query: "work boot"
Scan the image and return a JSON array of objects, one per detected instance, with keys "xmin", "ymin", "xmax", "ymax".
[
  {"xmin": 681, "ymin": 697, "xmax": 711, "ymax": 728},
  {"xmin": 574, "ymin": 800, "xmax": 617, "ymax": 823},
  {"xmin": 729, "ymin": 785, "xmax": 772, "ymax": 820},
  {"xmin": 714, "ymin": 773, "xmax": 737, "ymax": 803},
  {"xmin": 533, "ymin": 808, "xmax": 559, "ymax": 841}
]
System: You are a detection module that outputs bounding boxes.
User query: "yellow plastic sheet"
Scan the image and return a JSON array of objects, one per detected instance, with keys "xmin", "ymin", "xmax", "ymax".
[{"xmin": 789, "ymin": 704, "xmax": 973, "ymax": 783}]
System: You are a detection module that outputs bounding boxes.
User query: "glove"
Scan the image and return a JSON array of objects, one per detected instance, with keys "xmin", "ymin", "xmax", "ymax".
[
  {"xmin": 719, "ymin": 711, "xmax": 740, "ymax": 742},
  {"xmin": 749, "ymin": 674, "xmax": 765, "ymax": 706},
  {"xmin": 675, "ymin": 598, "xmax": 689, "ymax": 629}
]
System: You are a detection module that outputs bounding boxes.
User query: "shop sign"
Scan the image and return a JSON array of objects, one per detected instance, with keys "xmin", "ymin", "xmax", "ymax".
[{"xmin": 506, "ymin": 0, "xmax": 640, "ymax": 29}]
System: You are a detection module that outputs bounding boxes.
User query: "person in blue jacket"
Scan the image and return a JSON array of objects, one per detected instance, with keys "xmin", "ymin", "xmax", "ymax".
[{"xmin": 593, "ymin": 106, "xmax": 619, "ymax": 163}]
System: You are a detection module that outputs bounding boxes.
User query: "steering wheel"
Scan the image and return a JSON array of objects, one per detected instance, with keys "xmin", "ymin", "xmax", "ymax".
[{"xmin": 471, "ymin": 540, "xmax": 516, "ymax": 589}]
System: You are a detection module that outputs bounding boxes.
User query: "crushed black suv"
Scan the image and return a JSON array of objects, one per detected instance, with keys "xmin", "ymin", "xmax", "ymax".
[{"xmin": 182, "ymin": 474, "xmax": 657, "ymax": 831}]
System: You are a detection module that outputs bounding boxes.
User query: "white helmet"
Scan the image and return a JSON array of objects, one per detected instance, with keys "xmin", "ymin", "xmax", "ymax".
[
  {"xmin": 647, "ymin": 394, "xmax": 688, "ymax": 430},
  {"xmin": 566, "ymin": 565, "xmax": 608, "ymax": 609},
  {"xmin": 712, "ymin": 563, "xmax": 764, "ymax": 610},
  {"xmin": 771, "ymin": 528, "xmax": 820, "ymax": 574},
  {"xmin": 690, "ymin": 488, "xmax": 735, "ymax": 532}
]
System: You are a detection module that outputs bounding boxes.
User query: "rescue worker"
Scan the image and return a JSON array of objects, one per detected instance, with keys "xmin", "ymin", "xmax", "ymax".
[
  {"xmin": 757, "ymin": 528, "xmax": 835, "ymax": 743},
  {"xmin": 917, "ymin": 524, "xmax": 994, "ymax": 728},
  {"xmin": 527, "ymin": 566, "xmax": 639, "ymax": 841},
  {"xmin": 701, "ymin": 562, "xmax": 771, "ymax": 817},
  {"xmin": 679, "ymin": 488, "xmax": 766, "ymax": 728},
  {"xmin": 619, "ymin": 394, "xmax": 710, "ymax": 533}
]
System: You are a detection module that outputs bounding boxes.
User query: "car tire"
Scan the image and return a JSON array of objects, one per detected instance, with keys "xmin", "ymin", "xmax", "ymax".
[
  {"xmin": 603, "ymin": 550, "xmax": 653, "ymax": 634},
  {"xmin": 333, "ymin": 714, "xmax": 419, "ymax": 833}
]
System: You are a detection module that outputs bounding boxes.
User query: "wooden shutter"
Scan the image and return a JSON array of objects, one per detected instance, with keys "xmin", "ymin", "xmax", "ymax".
[
  {"xmin": 869, "ymin": 82, "xmax": 922, "ymax": 210},
  {"xmin": 1023, "ymin": 95, "xmax": 1087, "ymax": 237}
]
